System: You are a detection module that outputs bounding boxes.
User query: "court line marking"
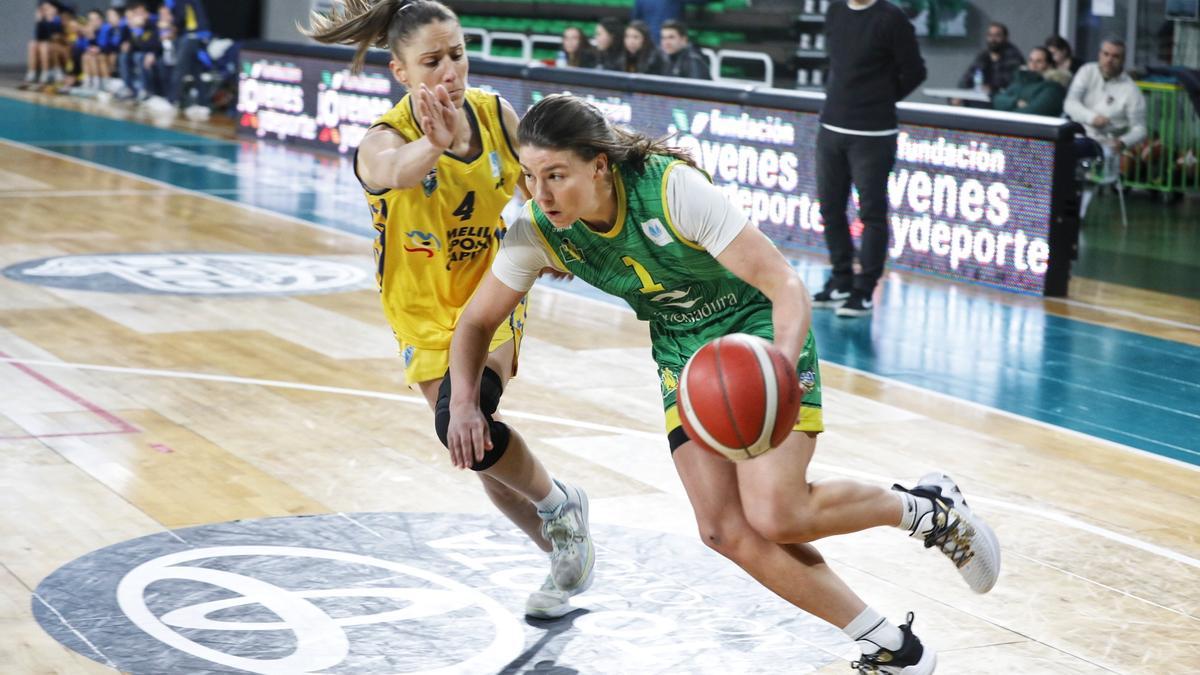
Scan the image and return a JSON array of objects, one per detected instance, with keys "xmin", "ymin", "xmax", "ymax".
[
  {"xmin": 0, "ymin": 430, "xmax": 138, "ymax": 441},
  {"xmin": 0, "ymin": 352, "xmax": 138, "ymax": 436},
  {"xmin": 1, "ymin": 354, "xmax": 1196, "ymax": 574},
  {"xmin": 808, "ymin": 461, "xmax": 1200, "ymax": 572},
  {"xmin": 1049, "ymin": 296, "xmax": 1200, "ymax": 332},
  {"xmin": 822, "ymin": 359, "xmax": 1200, "ymax": 469},
  {"xmin": 0, "ymin": 357, "xmax": 663, "ymax": 441},
  {"xmin": 31, "ymin": 592, "xmax": 118, "ymax": 669},
  {"xmin": 1006, "ymin": 550, "xmax": 1197, "ymax": 622},
  {"xmin": 0, "ymin": 139, "xmax": 366, "ymax": 243},
  {"xmin": 831, "ymin": 556, "xmax": 1125, "ymax": 672}
]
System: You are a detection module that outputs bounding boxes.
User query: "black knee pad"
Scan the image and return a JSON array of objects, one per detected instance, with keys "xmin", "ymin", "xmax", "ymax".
[{"xmin": 433, "ymin": 367, "xmax": 511, "ymax": 471}]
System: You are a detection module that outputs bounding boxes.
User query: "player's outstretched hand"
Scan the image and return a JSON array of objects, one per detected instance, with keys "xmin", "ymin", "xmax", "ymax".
[{"xmin": 416, "ymin": 83, "xmax": 457, "ymax": 152}]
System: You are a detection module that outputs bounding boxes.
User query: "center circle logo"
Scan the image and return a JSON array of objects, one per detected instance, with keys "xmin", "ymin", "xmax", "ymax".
[
  {"xmin": 2, "ymin": 253, "xmax": 368, "ymax": 296},
  {"xmin": 34, "ymin": 513, "xmax": 849, "ymax": 673}
]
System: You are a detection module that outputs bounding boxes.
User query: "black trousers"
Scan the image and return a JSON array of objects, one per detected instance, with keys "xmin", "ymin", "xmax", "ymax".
[{"xmin": 816, "ymin": 127, "xmax": 898, "ymax": 294}]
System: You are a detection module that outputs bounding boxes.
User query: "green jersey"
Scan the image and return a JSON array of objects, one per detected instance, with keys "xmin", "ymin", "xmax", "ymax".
[{"xmin": 523, "ymin": 154, "xmax": 822, "ymax": 419}]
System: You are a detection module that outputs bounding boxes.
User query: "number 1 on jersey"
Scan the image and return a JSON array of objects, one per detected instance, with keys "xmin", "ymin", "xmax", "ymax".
[{"xmin": 622, "ymin": 256, "xmax": 665, "ymax": 293}]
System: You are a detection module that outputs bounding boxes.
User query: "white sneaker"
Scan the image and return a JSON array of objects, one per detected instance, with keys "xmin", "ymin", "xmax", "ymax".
[
  {"xmin": 145, "ymin": 96, "xmax": 173, "ymax": 112},
  {"xmin": 184, "ymin": 104, "xmax": 211, "ymax": 121},
  {"xmin": 524, "ymin": 574, "xmax": 574, "ymax": 619},
  {"xmin": 539, "ymin": 479, "xmax": 595, "ymax": 595},
  {"xmin": 894, "ymin": 473, "xmax": 1001, "ymax": 594}
]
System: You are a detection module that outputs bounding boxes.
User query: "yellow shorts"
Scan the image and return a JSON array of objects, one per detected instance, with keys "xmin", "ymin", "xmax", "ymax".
[
  {"xmin": 398, "ymin": 297, "xmax": 527, "ymax": 385},
  {"xmin": 664, "ymin": 403, "xmax": 824, "ymax": 437}
]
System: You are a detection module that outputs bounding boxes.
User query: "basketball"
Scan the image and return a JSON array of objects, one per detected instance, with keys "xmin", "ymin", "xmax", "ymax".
[{"xmin": 677, "ymin": 334, "xmax": 803, "ymax": 461}]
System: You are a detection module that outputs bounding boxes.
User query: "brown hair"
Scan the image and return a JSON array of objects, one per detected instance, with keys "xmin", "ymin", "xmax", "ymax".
[
  {"xmin": 518, "ymin": 94, "xmax": 697, "ymax": 173},
  {"xmin": 302, "ymin": 0, "xmax": 458, "ymax": 73}
]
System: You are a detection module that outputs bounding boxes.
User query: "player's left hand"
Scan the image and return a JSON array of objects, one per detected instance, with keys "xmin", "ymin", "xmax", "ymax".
[{"xmin": 446, "ymin": 402, "xmax": 492, "ymax": 469}]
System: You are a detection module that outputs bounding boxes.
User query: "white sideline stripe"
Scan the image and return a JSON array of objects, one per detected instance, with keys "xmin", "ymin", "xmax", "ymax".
[
  {"xmin": 0, "ymin": 356, "xmax": 662, "ymax": 440},
  {"xmin": 1052, "ymin": 296, "xmax": 1200, "ymax": 332},
  {"xmin": 0, "ymin": 354, "xmax": 1195, "ymax": 572},
  {"xmin": 809, "ymin": 461, "xmax": 1200, "ymax": 571},
  {"xmin": 32, "ymin": 593, "xmax": 118, "ymax": 668},
  {"xmin": 827, "ymin": 361, "xmax": 1200, "ymax": 472}
]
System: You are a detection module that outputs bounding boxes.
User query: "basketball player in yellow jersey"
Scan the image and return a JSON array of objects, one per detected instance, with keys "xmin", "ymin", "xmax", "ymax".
[{"xmin": 304, "ymin": 0, "xmax": 594, "ymax": 619}]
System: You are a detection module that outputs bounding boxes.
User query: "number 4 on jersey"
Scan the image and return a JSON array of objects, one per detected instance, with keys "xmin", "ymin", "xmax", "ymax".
[{"xmin": 452, "ymin": 191, "xmax": 476, "ymax": 221}]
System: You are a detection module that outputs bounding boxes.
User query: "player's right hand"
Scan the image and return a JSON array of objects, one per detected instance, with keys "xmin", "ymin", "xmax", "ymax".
[
  {"xmin": 446, "ymin": 402, "xmax": 492, "ymax": 469},
  {"xmin": 416, "ymin": 83, "xmax": 457, "ymax": 152}
]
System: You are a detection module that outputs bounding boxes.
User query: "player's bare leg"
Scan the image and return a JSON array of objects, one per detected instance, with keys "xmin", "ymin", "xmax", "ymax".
[{"xmin": 674, "ymin": 441, "xmax": 936, "ymax": 673}]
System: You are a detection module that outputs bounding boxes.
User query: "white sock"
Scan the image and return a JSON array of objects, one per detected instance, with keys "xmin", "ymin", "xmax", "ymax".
[
  {"xmin": 897, "ymin": 491, "xmax": 936, "ymax": 537},
  {"xmin": 533, "ymin": 480, "xmax": 567, "ymax": 517},
  {"xmin": 26, "ymin": 70, "xmax": 37, "ymax": 81},
  {"xmin": 843, "ymin": 606, "xmax": 904, "ymax": 654}
]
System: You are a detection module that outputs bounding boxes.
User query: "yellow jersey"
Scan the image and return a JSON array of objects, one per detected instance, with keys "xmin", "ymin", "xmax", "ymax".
[{"xmin": 362, "ymin": 88, "xmax": 523, "ymax": 350}]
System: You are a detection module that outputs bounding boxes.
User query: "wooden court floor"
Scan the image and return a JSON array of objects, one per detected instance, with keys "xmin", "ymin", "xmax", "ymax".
[{"xmin": 0, "ymin": 99, "xmax": 1198, "ymax": 674}]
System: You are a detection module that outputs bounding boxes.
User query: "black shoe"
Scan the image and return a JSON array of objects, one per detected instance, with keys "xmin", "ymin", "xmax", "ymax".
[
  {"xmin": 812, "ymin": 284, "xmax": 851, "ymax": 308},
  {"xmin": 850, "ymin": 612, "xmax": 936, "ymax": 674},
  {"xmin": 836, "ymin": 291, "xmax": 873, "ymax": 317}
]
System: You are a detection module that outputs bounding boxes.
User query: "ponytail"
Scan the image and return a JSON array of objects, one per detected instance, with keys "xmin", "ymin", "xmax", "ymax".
[{"xmin": 302, "ymin": 0, "xmax": 457, "ymax": 74}]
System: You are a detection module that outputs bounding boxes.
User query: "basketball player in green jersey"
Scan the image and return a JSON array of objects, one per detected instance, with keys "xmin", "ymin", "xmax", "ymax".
[{"xmin": 446, "ymin": 94, "xmax": 1001, "ymax": 674}]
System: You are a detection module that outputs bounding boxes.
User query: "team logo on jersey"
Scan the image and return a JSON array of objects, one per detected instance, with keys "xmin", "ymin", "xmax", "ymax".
[
  {"xmin": 422, "ymin": 168, "xmax": 438, "ymax": 196},
  {"xmin": 651, "ymin": 287, "xmax": 698, "ymax": 309},
  {"xmin": 798, "ymin": 369, "xmax": 816, "ymax": 393},
  {"xmin": 2, "ymin": 254, "xmax": 367, "ymax": 296},
  {"xmin": 640, "ymin": 218, "xmax": 673, "ymax": 247},
  {"xmin": 403, "ymin": 230, "xmax": 442, "ymax": 257},
  {"xmin": 559, "ymin": 238, "xmax": 586, "ymax": 264},
  {"xmin": 660, "ymin": 366, "xmax": 679, "ymax": 394}
]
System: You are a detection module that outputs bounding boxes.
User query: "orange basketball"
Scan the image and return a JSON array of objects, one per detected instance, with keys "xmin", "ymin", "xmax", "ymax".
[{"xmin": 677, "ymin": 334, "xmax": 802, "ymax": 461}]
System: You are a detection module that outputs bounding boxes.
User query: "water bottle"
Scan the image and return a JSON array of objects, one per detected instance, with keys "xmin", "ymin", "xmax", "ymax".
[
  {"xmin": 972, "ymin": 68, "xmax": 984, "ymax": 93},
  {"xmin": 796, "ymin": 68, "xmax": 809, "ymax": 87},
  {"xmin": 556, "ymin": 50, "xmax": 568, "ymax": 67}
]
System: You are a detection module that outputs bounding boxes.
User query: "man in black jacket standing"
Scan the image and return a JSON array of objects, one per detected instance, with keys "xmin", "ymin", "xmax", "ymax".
[{"xmin": 814, "ymin": 0, "xmax": 926, "ymax": 317}]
